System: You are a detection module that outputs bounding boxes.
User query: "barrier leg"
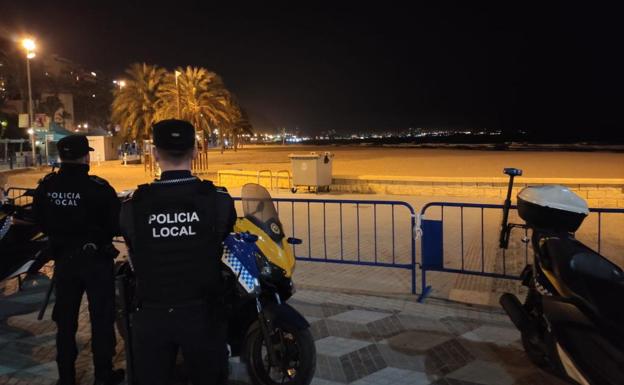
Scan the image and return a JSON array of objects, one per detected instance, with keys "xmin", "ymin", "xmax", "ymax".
[{"xmin": 417, "ymin": 267, "xmax": 432, "ymax": 302}]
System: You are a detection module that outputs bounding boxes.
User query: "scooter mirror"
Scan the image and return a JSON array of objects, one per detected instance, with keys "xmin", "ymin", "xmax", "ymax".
[{"xmin": 503, "ymin": 168, "xmax": 523, "ymax": 177}]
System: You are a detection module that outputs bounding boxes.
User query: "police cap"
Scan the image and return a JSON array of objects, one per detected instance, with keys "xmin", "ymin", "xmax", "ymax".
[
  {"xmin": 152, "ymin": 119, "xmax": 195, "ymax": 151},
  {"xmin": 57, "ymin": 135, "xmax": 94, "ymax": 160}
]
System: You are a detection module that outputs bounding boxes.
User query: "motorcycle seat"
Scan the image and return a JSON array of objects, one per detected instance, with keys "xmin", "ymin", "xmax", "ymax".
[{"xmin": 570, "ymin": 252, "xmax": 624, "ymax": 284}]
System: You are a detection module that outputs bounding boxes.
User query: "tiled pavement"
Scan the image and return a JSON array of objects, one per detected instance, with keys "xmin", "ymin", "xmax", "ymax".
[{"xmin": 0, "ymin": 276, "xmax": 567, "ymax": 385}]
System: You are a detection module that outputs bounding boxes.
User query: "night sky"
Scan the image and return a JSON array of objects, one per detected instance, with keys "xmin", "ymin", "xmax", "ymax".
[{"xmin": 1, "ymin": 1, "xmax": 622, "ymax": 137}]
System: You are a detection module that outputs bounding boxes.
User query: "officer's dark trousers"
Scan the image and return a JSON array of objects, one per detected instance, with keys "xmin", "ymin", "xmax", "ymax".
[
  {"xmin": 52, "ymin": 257, "xmax": 115, "ymax": 384},
  {"xmin": 132, "ymin": 304, "xmax": 228, "ymax": 385}
]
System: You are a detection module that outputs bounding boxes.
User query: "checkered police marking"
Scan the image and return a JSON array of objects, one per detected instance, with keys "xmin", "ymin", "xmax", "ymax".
[
  {"xmin": 0, "ymin": 216, "xmax": 11, "ymax": 241},
  {"xmin": 222, "ymin": 246, "xmax": 258, "ymax": 293}
]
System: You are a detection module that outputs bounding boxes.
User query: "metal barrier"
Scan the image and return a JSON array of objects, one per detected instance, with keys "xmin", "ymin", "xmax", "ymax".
[
  {"xmin": 274, "ymin": 170, "xmax": 292, "ymax": 191},
  {"xmin": 257, "ymin": 170, "xmax": 273, "ymax": 190},
  {"xmin": 6, "ymin": 187, "xmax": 34, "ymax": 207},
  {"xmin": 233, "ymin": 197, "xmax": 418, "ymax": 294},
  {"xmin": 418, "ymin": 202, "xmax": 624, "ymax": 302}
]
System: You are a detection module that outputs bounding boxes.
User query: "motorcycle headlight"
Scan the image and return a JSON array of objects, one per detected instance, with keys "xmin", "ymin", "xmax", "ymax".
[{"xmin": 255, "ymin": 252, "xmax": 286, "ymax": 281}]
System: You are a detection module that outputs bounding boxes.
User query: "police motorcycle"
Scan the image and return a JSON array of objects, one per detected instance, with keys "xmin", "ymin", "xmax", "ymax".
[
  {"xmin": 498, "ymin": 168, "xmax": 624, "ymax": 385},
  {"xmin": 116, "ymin": 183, "xmax": 316, "ymax": 385},
  {"xmin": 0, "ymin": 185, "xmax": 48, "ymax": 284}
]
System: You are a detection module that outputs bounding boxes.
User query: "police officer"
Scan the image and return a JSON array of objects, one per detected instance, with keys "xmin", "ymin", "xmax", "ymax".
[
  {"xmin": 33, "ymin": 135, "xmax": 124, "ymax": 385},
  {"xmin": 119, "ymin": 119, "xmax": 236, "ymax": 385}
]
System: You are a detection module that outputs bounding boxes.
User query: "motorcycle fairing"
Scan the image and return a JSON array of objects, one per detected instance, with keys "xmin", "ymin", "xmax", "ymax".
[
  {"xmin": 222, "ymin": 234, "xmax": 260, "ymax": 294},
  {"xmin": 262, "ymin": 302, "xmax": 310, "ymax": 331},
  {"xmin": 234, "ymin": 218, "xmax": 295, "ymax": 278}
]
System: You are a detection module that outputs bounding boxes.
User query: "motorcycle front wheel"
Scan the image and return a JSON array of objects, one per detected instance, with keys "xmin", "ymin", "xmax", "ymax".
[{"xmin": 243, "ymin": 321, "xmax": 316, "ymax": 385}]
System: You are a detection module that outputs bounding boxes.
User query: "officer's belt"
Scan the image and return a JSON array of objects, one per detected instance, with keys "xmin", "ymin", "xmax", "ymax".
[{"xmin": 53, "ymin": 242, "xmax": 105, "ymax": 259}]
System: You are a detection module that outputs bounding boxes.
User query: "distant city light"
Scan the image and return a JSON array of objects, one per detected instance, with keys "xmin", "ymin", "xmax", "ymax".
[
  {"xmin": 27, "ymin": 52, "xmax": 36, "ymax": 59},
  {"xmin": 27, "ymin": 128, "xmax": 34, "ymax": 135},
  {"xmin": 91, "ymin": 71, "xmax": 97, "ymax": 76}
]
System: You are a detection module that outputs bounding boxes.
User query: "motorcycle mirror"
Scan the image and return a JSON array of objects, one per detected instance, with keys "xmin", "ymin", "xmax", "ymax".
[
  {"xmin": 287, "ymin": 237, "xmax": 303, "ymax": 245},
  {"xmin": 503, "ymin": 168, "xmax": 523, "ymax": 177}
]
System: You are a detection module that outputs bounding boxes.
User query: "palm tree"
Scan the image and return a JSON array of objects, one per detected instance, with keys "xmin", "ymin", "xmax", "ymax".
[
  {"xmin": 157, "ymin": 66, "xmax": 231, "ymax": 137},
  {"xmin": 215, "ymin": 94, "xmax": 254, "ymax": 152},
  {"xmin": 111, "ymin": 63, "xmax": 166, "ymax": 140}
]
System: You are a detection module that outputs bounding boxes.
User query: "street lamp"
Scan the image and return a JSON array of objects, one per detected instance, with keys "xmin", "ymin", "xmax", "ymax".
[
  {"xmin": 174, "ymin": 70, "xmax": 181, "ymax": 119},
  {"xmin": 113, "ymin": 80, "xmax": 126, "ymax": 90},
  {"xmin": 21, "ymin": 38, "xmax": 36, "ymax": 165}
]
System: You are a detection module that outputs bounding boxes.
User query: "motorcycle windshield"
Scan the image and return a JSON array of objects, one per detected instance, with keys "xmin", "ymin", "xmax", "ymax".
[{"xmin": 241, "ymin": 183, "xmax": 284, "ymax": 243}]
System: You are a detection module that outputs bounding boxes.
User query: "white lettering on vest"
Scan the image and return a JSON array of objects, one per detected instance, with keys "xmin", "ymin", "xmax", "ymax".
[
  {"xmin": 48, "ymin": 191, "xmax": 80, "ymax": 207},
  {"xmin": 149, "ymin": 211, "xmax": 200, "ymax": 238}
]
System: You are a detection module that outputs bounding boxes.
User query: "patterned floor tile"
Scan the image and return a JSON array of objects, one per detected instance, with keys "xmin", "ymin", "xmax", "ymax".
[
  {"xmin": 291, "ymin": 301, "xmax": 327, "ymax": 318},
  {"xmin": 461, "ymin": 325, "xmax": 520, "ymax": 346},
  {"xmin": 366, "ymin": 315, "xmax": 405, "ymax": 340},
  {"xmin": 310, "ymin": 319, "xmax": 331, "ymax": 340},
  {"xmin": 457, "ymin": 338, "xmax": 528, "ymax": 368},
  {"xmin": 424, "ymin": 339, "xmax": 475, "ymax": 376},
  {"xmin": 339, "ymin": 344, "xmax": 385, "ymax": 382},
  {"xmin": 324, "ymin": 319, "xmax": 370, "ymax": 341},
  {"xmin": 315, "ymin": 337, "xmax": 371, "ymax": 357},
  {"xmin": 321, "ymin": 303, "xmax": 352, "ymax": 318},
  {"xmin": 397, "ymin": 313, "xmax": 450, "ymax": 334},
  {"xmin": 446, "ymin": 360, "xmax": 515, "ymax": 385},
  {"xmin": 440, "ymin": 317, "xmax": 484, "ymax": 336},
  {"xmin": 0, "ymin": 286, "xmax": 565, "ymax": 385},
  {"xmin": 328, "ymin": 310, "xmax": 392, "ymax": 325},
  {"xmin": 385, "ymin": 330, "xmax": 453, "ymax": 354},
  {"xmin": 376, "ymin": 344, "xmax": 425, "ymax": 372},
  {"xmin": 349, "ymin": 367, "xmax": 431, "ymax": 385}
]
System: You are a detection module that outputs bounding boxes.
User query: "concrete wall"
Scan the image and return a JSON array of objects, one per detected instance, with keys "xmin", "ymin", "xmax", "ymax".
[{"xmin": 216, "ymin": 169, "xmax": 624, "ymax": 207}]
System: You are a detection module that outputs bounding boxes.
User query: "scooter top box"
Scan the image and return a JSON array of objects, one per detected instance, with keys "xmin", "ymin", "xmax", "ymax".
[{"xmin": 517, "ymin": 185, "xmax": 588, "ymax": 233}]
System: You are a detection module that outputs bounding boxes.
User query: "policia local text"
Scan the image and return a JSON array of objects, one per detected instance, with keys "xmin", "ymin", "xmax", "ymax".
[{"xmin": 148, "ymin": 211, "xmax": 200, "ymax": 238}]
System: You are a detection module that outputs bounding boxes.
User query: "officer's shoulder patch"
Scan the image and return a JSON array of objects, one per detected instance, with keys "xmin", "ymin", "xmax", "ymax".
[
  {"xmin": 89, "ymin": 175, "xmax": 110, "ymax": 186},
  {"xmin": 38, "ymin": 172, "xmax": 57, "ymax": 184}
]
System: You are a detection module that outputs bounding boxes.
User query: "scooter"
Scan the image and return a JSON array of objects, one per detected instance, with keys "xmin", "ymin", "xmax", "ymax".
[
  {"xmin": 498, "ymin": 168, "xmax": 624, "ymax": 385},
  {"xmin": 116, "ymin": 183, "xmax": 316, "ymax": 385}
]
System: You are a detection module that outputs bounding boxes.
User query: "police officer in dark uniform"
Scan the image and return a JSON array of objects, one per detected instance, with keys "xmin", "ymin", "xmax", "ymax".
[
  {"xmin": 119, "ymin": 119, "xmax": 236, "ymax": 385},
  {"xmin": 33, "ymin": 135, "xmax": 125, "ymax": 385}
]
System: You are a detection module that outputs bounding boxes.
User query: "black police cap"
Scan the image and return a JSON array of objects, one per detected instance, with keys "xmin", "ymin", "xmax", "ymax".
[
  {"xmin": 152, "ymin": 120, "xmax": 195, "ymax": 151},
  {"xmin": 57, "ymin": 135, "xmax": 94, "ymax": 160}
]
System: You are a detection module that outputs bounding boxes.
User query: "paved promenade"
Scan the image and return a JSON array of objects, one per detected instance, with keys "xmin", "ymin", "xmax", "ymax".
[{"xmin": 0, "ymin": 275, "xmax": 566, "ymax": 385}]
